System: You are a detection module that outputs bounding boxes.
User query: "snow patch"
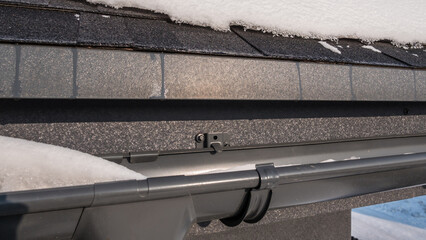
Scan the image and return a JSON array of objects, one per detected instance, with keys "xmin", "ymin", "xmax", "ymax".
[
  {"xmin": 185, "ymin": 164, "xmax": 256, "ymax": 176},
  {"xmin": 275, "ymin": 163, "xmax": 299, "ymax": 168},
  {"xmin": 102, "ymin": 15, "xmax": 111, "ymax": 18},
  {"xmin": 321, "ymin": 156, "xmax": 360, "ymax": 163},
  {"xmin": 412, "ymin": 54, "xmax": 419, "ymax": 57},
  {"xmin": 344, "ymin": 156, "xmax": 361, "ymax": 160},
  {"xmin": 0, "ymin": 136, "xmax": 145, "ymax": 193},
  {"xmin": 87, "ymin": 0, "xmax": 426, "ymax": 44},
  {"xmin": 185, "ymin": 163, "xmax": 297, "ymax": 176},
  {"xmin": 403, "ymin": 152, "xmax": 416, "ymax": 155},
  {"xmin": 318, "ymin": 41, "xmax": 341, "ymax": 54},
  {"xmin": 362, "ymin": 45, "xmax": 382, "ymax": 53}
]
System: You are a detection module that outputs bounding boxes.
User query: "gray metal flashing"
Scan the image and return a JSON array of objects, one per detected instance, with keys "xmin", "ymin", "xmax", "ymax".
[
  {"xmin": 160, "ymin": 53, "xmax": 166, "ymax": 98},
  {"xmin": 296, "ymin": 62, "xmax": 303, "ymax": 100},
  {"xmin": 76, "ymin": 48, "xmax": 162, "ymax": 99},
  {"xmin": 12, "ymin": 45, "xmax": 20, "ymax": 98},
  {"xmin": 72, "ymin": 47, "xmax": 78, "ymax": 98},
  {"xmin": 415, "ymin": 70, "xmax": 426, "ymax": 101},
  {"xmin": 299, "ymin": 62, "xmax": 351, "ymax": 100},
  {"xmin": 352, "ymin": 66, "xmax": 416, "ymax": 101},
  {"xmin": 19, "ymin": 45, "xmax": 74, "ymax": 98},
  {"xmin": 163, "ymin": 54, "xmax": 300, "ymax": 100},
  {"xmin": 0, "ymin": 43, "xmax": 424, "ymax": 101},
  {"xmin": 0, "ymin": 44, "xmax": 15, "ymax": 98},
  {"xmin": 349, "ymin": 65, "xmax": 356, "ymax": 100}
]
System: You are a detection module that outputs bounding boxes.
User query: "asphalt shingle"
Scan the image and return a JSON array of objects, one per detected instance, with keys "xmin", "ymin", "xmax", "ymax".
[
  {"xmin": 0, "ymin": 6, "xmax": 79, "ymax": 44},
  {"xmin": 335, "ymin": 40, "xmax": 407, "ymax": 67},
  {"xmin": 299, "ymin": 63, "xmax": 352, "ymax": 100},
  {"xmin": 78, "ymin": 13, "xmax": 133, "ymax": 47},
  {"xmin": 127, "ymin": 18, "xmax": 262, "ymax": 56},
  {"xmin": 232, "ymin": 27, "xmax": 348, "ymax": 63},
  {"xmin": 373, "ymin": 42, "xmax": 426, "ymax": 68}
]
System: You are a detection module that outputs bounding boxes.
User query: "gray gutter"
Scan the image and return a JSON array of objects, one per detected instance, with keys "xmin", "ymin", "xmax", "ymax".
[
  {"xmin": 1, "ymin": 137, "xmax": 426, "ymax": 239},
  {"xmin": 1, "ymin": 152, "xmax": 425, "ymax": 216}
]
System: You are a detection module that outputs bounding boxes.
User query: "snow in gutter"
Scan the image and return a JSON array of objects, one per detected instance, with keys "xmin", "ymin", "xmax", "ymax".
[
  {"xmin": 87, "ymin": 0, "xmax": 426, "ymax": 45},
  {"xmin": 320, "ymin": 156, "xmax": 361, "ymax": 163},
  {"xmin": 0, "ymin": 136, "xmax": 146, "ymax": 193},
  {"xmin": 185, "ymin": 163, "xmax": 298, "ymax": 176},
  {"xmin": 321, "ymin": 159, "xmax": 336, "ymax": 163}
]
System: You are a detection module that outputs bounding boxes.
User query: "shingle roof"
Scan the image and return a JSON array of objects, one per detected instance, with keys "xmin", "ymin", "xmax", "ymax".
[{"xmin": 0, "ymin": 0, "xmax": 425, "ymax": 68}]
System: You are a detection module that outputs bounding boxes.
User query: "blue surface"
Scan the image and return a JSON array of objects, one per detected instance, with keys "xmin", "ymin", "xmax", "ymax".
[{"xmin": 353, "ymin": 195, "xmax": 426, "ymax": 229}]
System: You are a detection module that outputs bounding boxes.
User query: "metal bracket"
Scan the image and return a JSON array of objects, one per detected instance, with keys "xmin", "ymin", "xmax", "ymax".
[
  {"xmin": 195, "ymin": 132, "xmax": 230, "ymax": 153},
  {"xmin": 220, "ymin": 163, "xmax": 279, "ymax": 226}
]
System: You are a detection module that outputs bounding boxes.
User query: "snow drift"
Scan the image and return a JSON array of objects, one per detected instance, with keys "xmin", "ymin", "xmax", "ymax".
[
  {"xmin": 87, "ymin": 0, "xmax": 426, "ymax": 45},
  {"xmin": 0, "ymin": 136, "xmax": 145, "ymax": 193}
]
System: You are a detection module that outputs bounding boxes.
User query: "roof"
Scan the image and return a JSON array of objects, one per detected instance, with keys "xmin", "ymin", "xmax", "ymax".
[
  {"xmin": 1, "ymin": 0, "xmax": 425, "ymax": 102},
  {"xmin": 0, "ymin": 2, "xmax": 425, "ymax": 239},
  {"xmin": 0, "ymin": 0, "xmax": 425, "ymax": 68}
]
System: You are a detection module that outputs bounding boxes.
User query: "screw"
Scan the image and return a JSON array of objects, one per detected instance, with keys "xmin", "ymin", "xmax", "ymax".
[
  {"xmin": 195, "ymin": 133, "xmax": 205, "ymax": 143},
  {"xmin": 403, "ymin": 108, "xmax": 409, "ymax": 115}
]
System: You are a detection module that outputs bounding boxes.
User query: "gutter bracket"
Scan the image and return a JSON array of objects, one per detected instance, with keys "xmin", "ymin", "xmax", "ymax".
[
  {"xmin": 220, "ymin": 163, "xmax": 279, "ymax": 226},
  {"xmin": 195, "ymin": 132, "xmax": 230, "ymax": 153}
]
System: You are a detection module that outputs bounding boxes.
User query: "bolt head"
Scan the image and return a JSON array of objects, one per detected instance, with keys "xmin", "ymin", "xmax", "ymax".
[{"xmin": 195, "ymin": 133, "xmax": 205, "ymax": 143}]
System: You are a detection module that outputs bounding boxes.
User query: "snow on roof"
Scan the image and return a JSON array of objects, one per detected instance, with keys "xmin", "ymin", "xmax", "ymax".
[
  {"xmin": 87, "ymin": 0, "xmax": 426, "ymax": 45},
  {"xmin": 362, "ymin": 45, "xmax": 382, "ymax": 53},
  {"xmin": 0, "ymin": 136, "xmax": 145, "ymax": 193},
  {"xmin": 318, "ymin": 41, "xmax": 341, "ymax": 54}
]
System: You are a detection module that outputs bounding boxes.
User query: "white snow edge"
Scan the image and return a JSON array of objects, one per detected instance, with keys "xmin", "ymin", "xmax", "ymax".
[{"xmin": 0, "ymin": 136, "xmax": 146, "ymax": 193}]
